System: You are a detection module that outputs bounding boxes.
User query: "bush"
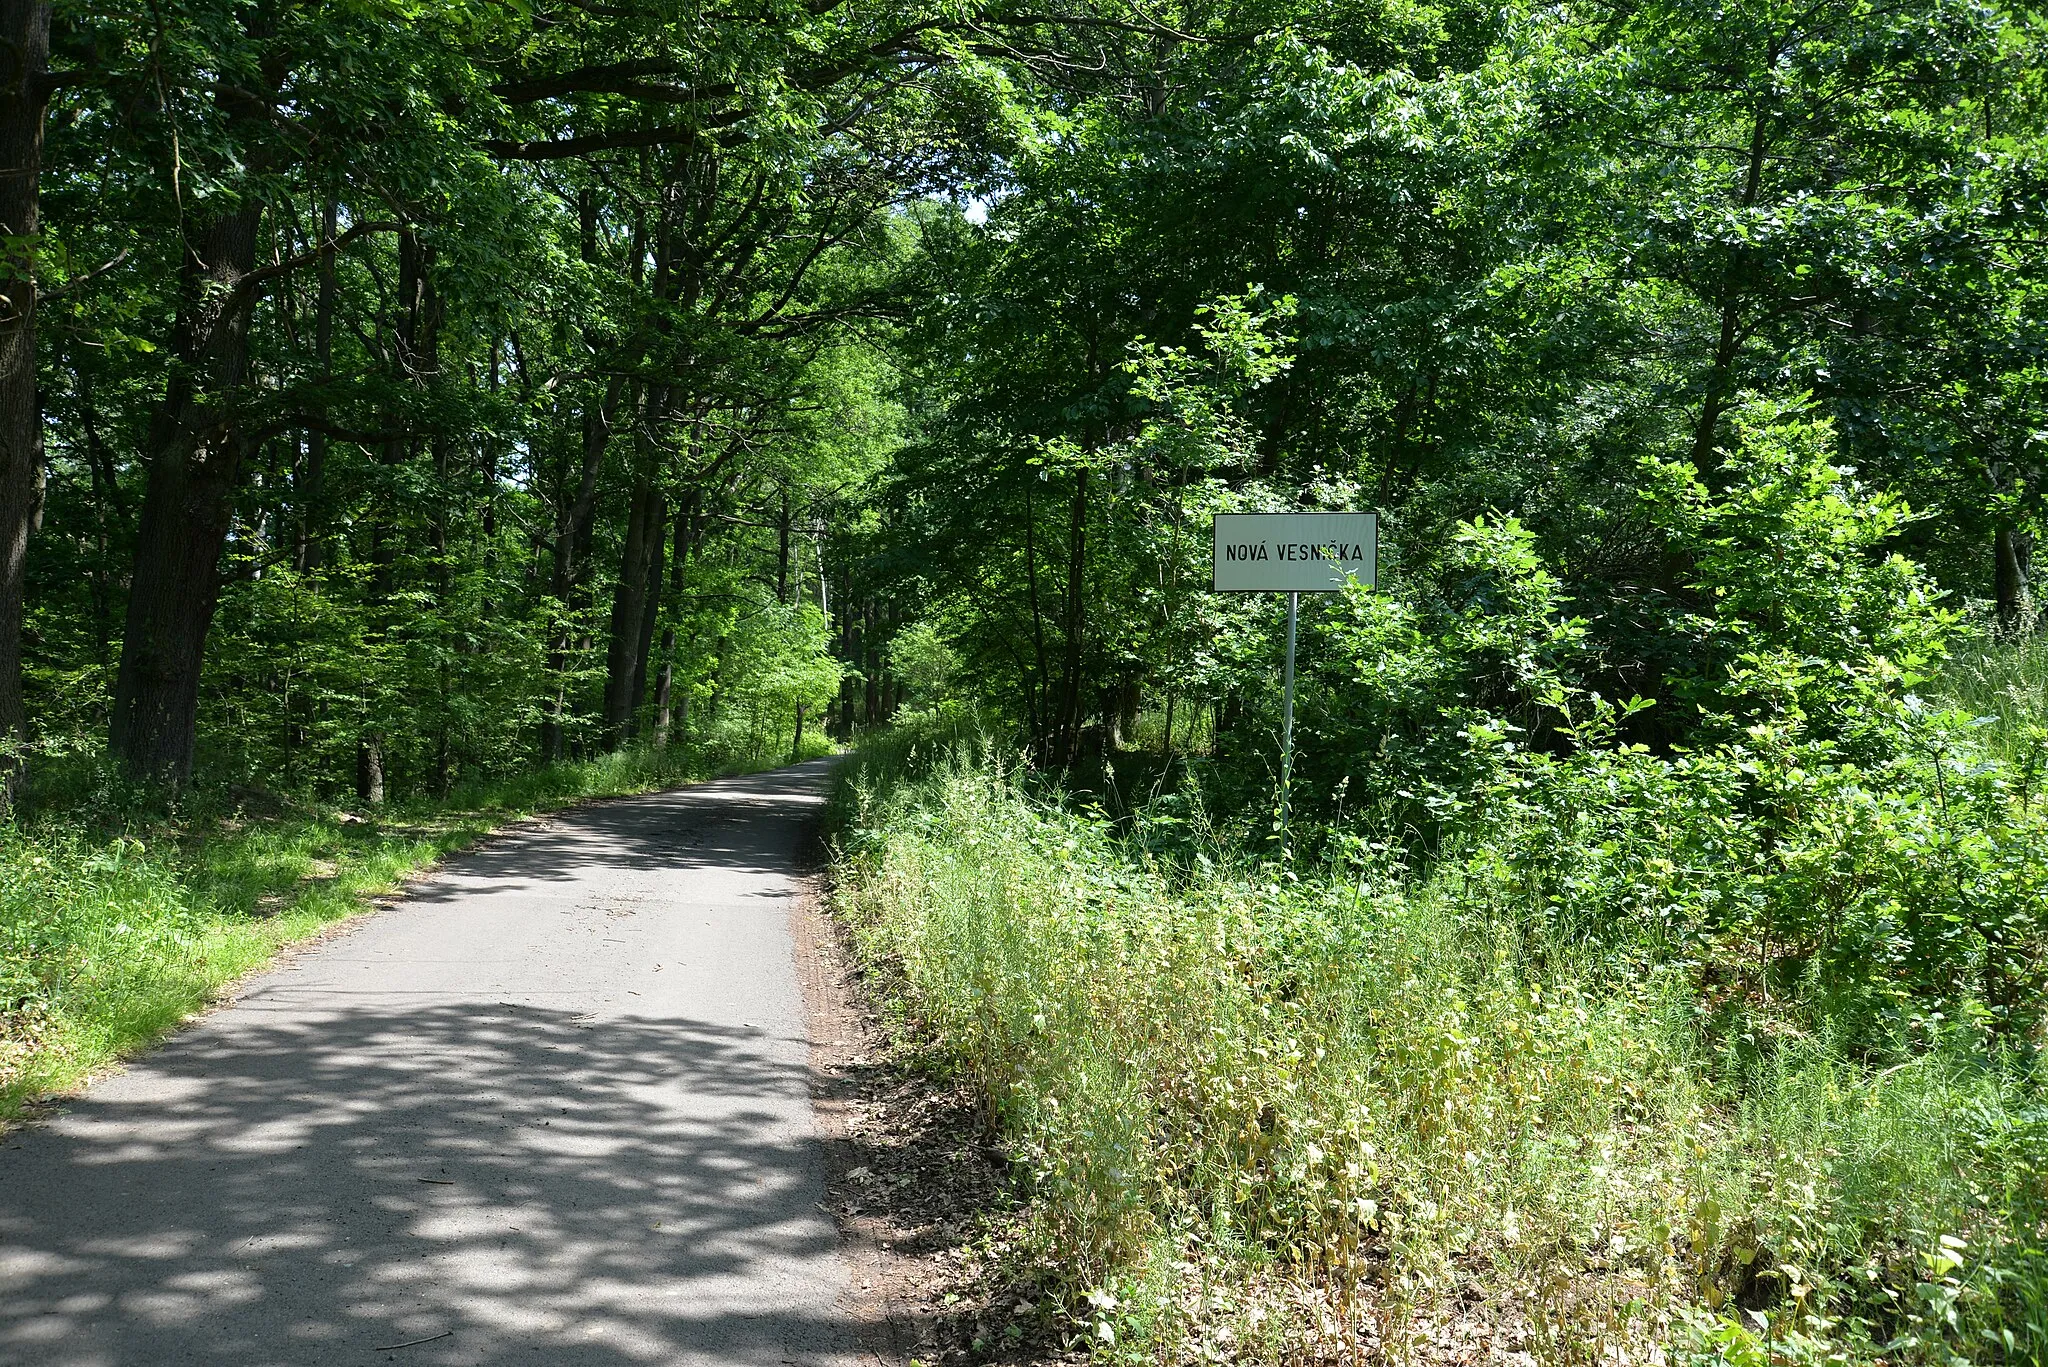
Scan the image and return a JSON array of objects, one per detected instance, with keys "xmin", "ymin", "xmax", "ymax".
[
  {"xmin": 832, "ymin": 707, "xmax": 2048, "ymax": 1363},
  {"xmin": 1297, "ymin": 398, "xmax": 1960, "ymax": 837}
]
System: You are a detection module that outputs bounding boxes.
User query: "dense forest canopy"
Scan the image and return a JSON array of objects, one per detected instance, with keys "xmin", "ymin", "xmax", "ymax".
[{"xmin": 0, "ymin": 0, "xmax": 2042, "ymax": 808}]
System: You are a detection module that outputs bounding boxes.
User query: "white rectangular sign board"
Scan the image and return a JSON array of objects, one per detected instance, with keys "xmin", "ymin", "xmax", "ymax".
[{"xmin": 1211, "ymin": 512, "xmax": 1377, "ymax": 593}]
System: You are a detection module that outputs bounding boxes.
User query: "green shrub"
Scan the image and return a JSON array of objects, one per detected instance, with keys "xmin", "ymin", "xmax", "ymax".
[{"xmin": 833, "ymin": 716, "xmax": 2048, "ymax": 1363}]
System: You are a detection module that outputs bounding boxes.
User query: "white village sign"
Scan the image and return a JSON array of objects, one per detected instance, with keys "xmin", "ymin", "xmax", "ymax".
[
  {"xmin": 1210, "ymin": 512, "xmax": 1378, "ymax": 845},
  {"xmin": 1211, "ymin": 512, "xmax": 1376, "ymax": 594}
]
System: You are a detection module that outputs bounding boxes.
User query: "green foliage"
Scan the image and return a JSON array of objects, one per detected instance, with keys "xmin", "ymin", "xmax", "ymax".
[
  {"xmin": 833, "ymin": 714, "xmax": 2048, "ymax": 1364},
  {"xmin": 26, "ymin": 0, "xmax": 924, "ymax": 803},
  {"xmin": 1646, "ymin": 398, "xmax": 1960, "ymax": 752},
  {"xmin": 1291, "ymin": 404, "xmax": 1958, "ymax": 843},
  {"xmin": 703, "ymin": 602, "xmax": 843, "ymax": 758},
  {"xmin": 873, "ymin": 0, "xmax": 2048, "ymax": 801},
  {"xmin": 11, "ymin": 0, "xmax": 2048, "ymax": 1357},
  {"xmin": 1313, "ymin": 512, "xmax": 1585, "ymax": 833},
  {"xmin": 830, "ymin": 362, "xmax": 2048, "ymax": 1361},
  {"xmin": 887, "ymin": 619, "xmax": 960, "ymax": 706}
]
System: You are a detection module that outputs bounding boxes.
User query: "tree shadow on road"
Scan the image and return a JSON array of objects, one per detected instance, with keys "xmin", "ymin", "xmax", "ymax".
[
  {"xmin": 403, "ymin": 765, "xmax": 835, "ymax": 904},
  {"xmin": 1, "ymin": 1000, "xmax": 854, "ymax": 1366}
]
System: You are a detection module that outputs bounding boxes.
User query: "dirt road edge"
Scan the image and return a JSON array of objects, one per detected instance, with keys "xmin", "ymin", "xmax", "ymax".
[{"xmin": 791, "ymin": 865, "xmax": 1067, "ymax": 1367}]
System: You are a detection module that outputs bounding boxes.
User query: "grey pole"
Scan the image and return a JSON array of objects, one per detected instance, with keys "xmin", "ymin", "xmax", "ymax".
[{"xmin": 1280, "ymin": 589, "xmax": 1298, "ymax": 848}]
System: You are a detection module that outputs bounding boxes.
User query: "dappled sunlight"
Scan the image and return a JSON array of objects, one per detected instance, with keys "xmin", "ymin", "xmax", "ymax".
[{"xmin": 0, "ymin": 762, "xmax": 855, "ymax": 1366}]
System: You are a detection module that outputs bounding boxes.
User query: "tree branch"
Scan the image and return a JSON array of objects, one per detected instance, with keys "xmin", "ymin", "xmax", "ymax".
[
  {"xmin": 228, "ymin": 220, "xmax": 400, "ymax": 308},
  {"xmin": 485, "ymin": 114, "xmax": 745, "ymax": 160},
  {"xmin": 42, "ymin": 248, "xmax": 132, "ymax": 302}
]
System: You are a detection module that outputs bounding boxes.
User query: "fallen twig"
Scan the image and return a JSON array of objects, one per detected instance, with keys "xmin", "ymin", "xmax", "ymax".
[{"xmin": 372, "ymin": 1330, "xmax": 452, "ymax": 1350}]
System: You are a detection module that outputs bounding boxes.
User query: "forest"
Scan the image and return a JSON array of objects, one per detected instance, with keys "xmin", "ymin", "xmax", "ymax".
[{"xmin": 5, "ymin": 0, "xmax": 2048, "ymax": 1360}]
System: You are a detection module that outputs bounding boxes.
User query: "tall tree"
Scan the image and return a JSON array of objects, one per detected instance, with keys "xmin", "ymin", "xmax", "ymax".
[{"xmin": 0, "ymin": 0, "xmax": 52, "ymax": 808}]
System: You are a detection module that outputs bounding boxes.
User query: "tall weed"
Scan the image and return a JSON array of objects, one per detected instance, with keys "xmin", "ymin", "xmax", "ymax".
[{"xmin": 833, "ymin": 720, "xmax": 2048, "ymax": 1363}]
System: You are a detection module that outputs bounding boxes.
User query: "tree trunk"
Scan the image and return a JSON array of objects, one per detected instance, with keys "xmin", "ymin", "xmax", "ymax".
[
  {"xmin": 108, "ymin": 207, "xmax": 265, "ymax": 783},
  {"xmin": 357, "ymin": 225, "xmax": 432, "ymax": 778},
  {"xmin": 776, "ymin": 485, "xmax": 793, "ymax": 604},
  {"xmin": 670, "ymin": 487, "xmax": 699, "ymax": 593},
  {"xmin": 602, "ymin": 451, "xmax": 663, "ymax": 745},
  {"xmin": 365, "ymin": 226, "xmax": 431, "ymax": 589},
  {"xmin": 543, "ymin": 195, "xmax": 621, "ymax": 760},
  {"xmin": 791, "ymin": 702, "xmax": 805, "ymax": 762},
  {"xmin": 653, "ymin": 626, "xmax": 676, "ymax": 747},
  {"xmin": 1996, "ymin": 524, "xmax": 2032, "ymax": 635},
  {"xmin": 883, "ymin": 600, "xmax": 902, "ymax": 717},
  {"xmin": 480, "ymin": 336, "xmax": 501, "ymax": 557},
  {"xmin": 630, "ymin": 498, "xmax": 666, "ymax": 718},
  {"xmin": 431, "ymin": 724, "xmax": 451, "ymax": 796},
  {"xmin": 862, "ymin": 599, "xmax": 880, "ymax": 724},
  {"xmin": 1115, "ymin": 678, "xmax": 1140, "ymax": 749},
  {"xmin": 294, "ymin": 198, "xmax": 338, "ymax": 573},
  {"xmin": 541, "ymin": 683, "xmax": 567, "ymax": 764},
  {"xmin": 1056, "ymin": 468, "xmax": 1090, "ymax": 762},
  {"xmin": 1688, "ymin": 108, "xmax": 1771, "ymax": 476},
  {"xmin": 79, "ymin": 367, "xmax": 118, "ymax": 658},
  {"xmin": 814, "ymin": 530, "xmax": 828, "ymax": 616},
  {"xmin": 1022, "ymin": 475, "xmax": 1048, "ymax": 745},
  {"xmin": 834, "ymin": 592, "xmax": 856, "ymax": 735},
  {"xmin": 355, "ymin": 731, "xmax": 384, "ymax": 805},
  {"xmin": 0, "ymin": 0, "xmax": 52, "ymax": 809},
  {"xmin": 542, "ymin": 379, "xmax": 618, "ymax": 760}
]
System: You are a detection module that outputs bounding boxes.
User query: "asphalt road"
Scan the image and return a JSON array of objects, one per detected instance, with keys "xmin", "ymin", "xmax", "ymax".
[{"xmin": 0, "ymin": 759, "xmax": 858, "ymax": 1367}]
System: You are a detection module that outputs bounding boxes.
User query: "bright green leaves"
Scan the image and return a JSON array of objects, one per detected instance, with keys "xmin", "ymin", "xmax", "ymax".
[{"xmin": 1645, "ymin": 395, "xmax": 1961, "ymax": 749}]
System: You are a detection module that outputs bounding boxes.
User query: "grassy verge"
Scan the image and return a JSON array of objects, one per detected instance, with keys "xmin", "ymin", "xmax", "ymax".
[
  {"xmin": 829, "ymin": 714, "xmax": 2048, "ymax": 1366},
  {"xmin": 0, "ymin": 737, "xmax": 832, "ymax": 1120}
]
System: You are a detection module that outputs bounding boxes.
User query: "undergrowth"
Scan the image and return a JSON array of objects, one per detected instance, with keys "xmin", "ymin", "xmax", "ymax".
[
  {"xmin": 0, "ymin": 734, "xmax": 832, "ymax": 1119},
  {"xmin": 831, "ymin": 709, "xmax": 2048, "ymax": 1366}
]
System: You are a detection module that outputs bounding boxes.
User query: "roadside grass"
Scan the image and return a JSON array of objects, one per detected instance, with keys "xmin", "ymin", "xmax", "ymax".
[
  {"xmin": 1937, "ymin": 634, "xmax": 2048, "ymax": 768},
  {"xmin": 0, "ymin": 735, "xmax": 834, "ymax": 1121},
  {"xmin": 829, "ymin": 707, "xmax": 2048, "ymax": 1365}
]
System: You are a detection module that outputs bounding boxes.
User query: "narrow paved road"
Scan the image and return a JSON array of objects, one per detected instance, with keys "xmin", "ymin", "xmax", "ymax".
[{"xmin": 0, "ymin": 760, "xmax": 857, "ymax": 1367}]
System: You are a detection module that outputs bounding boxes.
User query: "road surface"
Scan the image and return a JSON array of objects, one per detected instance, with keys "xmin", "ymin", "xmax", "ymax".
[{"xmin": 0, "ymin": 759, "xmax": 857, "ymax": 1367}]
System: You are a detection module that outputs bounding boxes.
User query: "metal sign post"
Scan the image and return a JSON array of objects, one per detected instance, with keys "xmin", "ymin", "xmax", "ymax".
[
  {"xmin": 1211, "ymin": 512, "xmax": 1378, "ymax": 851},
  {"xmin": 1280, "ymin": 590, "xmax": 1298, "ymax": 836}
]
